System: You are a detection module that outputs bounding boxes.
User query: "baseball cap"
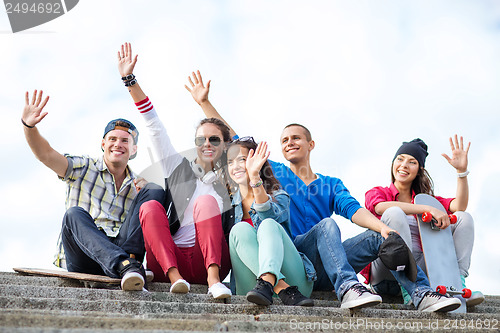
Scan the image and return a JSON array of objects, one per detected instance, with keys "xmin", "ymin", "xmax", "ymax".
[
  {"xmin": 103, "ymin": 118, "xmax": 139, "ymax": 159},
  {"xmin": 378, "ymin": 232, "xmax": 418, "ymax": 282}
]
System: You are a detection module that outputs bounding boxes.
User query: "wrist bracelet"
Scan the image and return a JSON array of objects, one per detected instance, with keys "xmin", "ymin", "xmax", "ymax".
[
  {"xmin": 457, "ymin": 170, "xmax": 470, "ymax": 178},
  {"xmin": 249, "ymin": 179, "xmax": 263, "ymax": 188},
  {"xmin": 124, "ymin": 79, "xmax": 137, "ymax": 87},
  {"xmin": 21, "ymin": 118, "xmax": 35, "ymax": 128},
  {"xmin": 121, "ymin": 74, "xmax": 135, "ymax": 82}
]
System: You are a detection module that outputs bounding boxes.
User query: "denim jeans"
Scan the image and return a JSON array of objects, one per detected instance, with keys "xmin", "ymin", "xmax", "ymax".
[
  {"xmin": 295, "ymin": 217, "xmax": 433, "ymax": 306},
  {"xmin": 61, "ymin": 183, "xmax": 165, "ymax": 278},
  {"xmin": 294, "ymin": 217, "xmax": 359, "ymax": 300}
]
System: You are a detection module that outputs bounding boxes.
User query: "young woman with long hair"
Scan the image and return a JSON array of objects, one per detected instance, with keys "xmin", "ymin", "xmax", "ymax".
[
  {"xmin": 227, "ymin": 137, "xmax": 314, "ymax": 306},
  {"xmin": 364, "ymin": 137, "xmax": 483, "ymax": 306}
]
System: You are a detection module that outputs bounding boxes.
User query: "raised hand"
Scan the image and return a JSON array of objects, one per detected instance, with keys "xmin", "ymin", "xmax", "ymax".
[
  {"xmin": 441, "ymin": 135, "xmax": 470, "ymax": 173},
  {"xmin": 117, "ymin": 42, "xmax": 138, "ymax": 77},
  {"xmin": 22, "ymin": 90, "xmax": 49, "ymax": 127},
  {"xmin": 184, "ymin": 70, "xmax": 211, "ymax": 105},
  {"xmin": 246, "ymin": 141, "xmax": 270, "ymax": 181}
]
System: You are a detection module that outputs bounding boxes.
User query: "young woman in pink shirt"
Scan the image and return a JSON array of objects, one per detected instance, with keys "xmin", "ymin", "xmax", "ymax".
[{"xmin": 364, "ymin": 137, "xmax": 483, "ymax": 306}]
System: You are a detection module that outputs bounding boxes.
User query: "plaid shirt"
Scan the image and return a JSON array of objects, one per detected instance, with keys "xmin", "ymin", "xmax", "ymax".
[{"xmin": 54, "ymin": 155, "xmax": 137, "ymax": 268}]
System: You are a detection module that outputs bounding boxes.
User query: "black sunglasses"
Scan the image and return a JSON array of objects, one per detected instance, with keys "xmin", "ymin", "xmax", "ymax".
[{"xmin": 195, "ymin": 136, "xmax": 222, "ymax": 147}]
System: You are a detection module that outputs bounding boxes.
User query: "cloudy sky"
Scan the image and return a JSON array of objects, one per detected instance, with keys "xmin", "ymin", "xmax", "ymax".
[{"xmin": 1, "ymin": 0, "xmax": 499, "ymax": 295}]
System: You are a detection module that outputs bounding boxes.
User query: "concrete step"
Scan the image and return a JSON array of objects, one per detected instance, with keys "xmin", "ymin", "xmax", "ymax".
[{"xmin": 1, "ymin": 270, "xmax": 499, "ymax": 332}]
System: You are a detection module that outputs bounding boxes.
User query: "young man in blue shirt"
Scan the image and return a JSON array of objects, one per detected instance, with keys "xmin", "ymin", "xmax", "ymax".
[{"xmin": 185, "ymin": 71, "xmax": 461, "ymax": 312}]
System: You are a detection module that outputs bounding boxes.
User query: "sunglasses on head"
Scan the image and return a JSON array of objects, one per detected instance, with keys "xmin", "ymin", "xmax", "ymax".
[
  {"xmin": 231, "ymin": 136, "xmax": 256, "ymax": 144},
  {"xmin": 195, "ymin": 136, "xmax": 222, "ymax": 147}
]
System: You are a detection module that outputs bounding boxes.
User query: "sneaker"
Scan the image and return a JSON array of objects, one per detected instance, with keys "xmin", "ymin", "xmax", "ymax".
[
  {"xmin": 461, "ymin": 275, "xmax": 485, "ymax": 307},
  {"xmin": 170, "ymin": 279, "xmax": 190, "ymax": 294},
  {"xmin": 145, "ymin": 269, "xmax": 154, "ymax": 284},
  {"xmin": 278, "ymin": 286, "xmax": 314, "ymax": 306},
  {"xmin": 208, "ymin": 282, "xmax": 232, "ymax": 299},
  {"xmin": 340, "ymin": 283, "xmax": 382, "ymax": 309},
  {"xmin": 246, "ymin": 278, "xmax": 273, "ymax": 305},
  {"xmin": 118, "ymin": 258, "xmax": 145, "ymax": 291},
  {"xmin": 417, "ymin": 291, "xmax": 462, "ymax": 312}
]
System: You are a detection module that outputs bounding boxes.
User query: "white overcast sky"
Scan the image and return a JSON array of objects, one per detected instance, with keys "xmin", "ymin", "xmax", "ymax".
[{"xmin": 1, "ymin": 0, "xmax": 499, "ymax": 295}]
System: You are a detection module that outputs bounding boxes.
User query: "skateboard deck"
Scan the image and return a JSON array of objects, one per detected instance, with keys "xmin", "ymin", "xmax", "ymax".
[
  {"xmin": 13, "ymin": 267, "xmax": 121, "ymax": 288},
  {"xmin": 415, "ymin": 194, "xmax": 466, "ymax": 313}
]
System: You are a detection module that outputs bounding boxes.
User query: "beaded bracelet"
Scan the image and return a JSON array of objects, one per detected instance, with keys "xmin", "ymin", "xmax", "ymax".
[{"xmin": 249, "ymin": 179, "xmax": 263, "ymax": 188}]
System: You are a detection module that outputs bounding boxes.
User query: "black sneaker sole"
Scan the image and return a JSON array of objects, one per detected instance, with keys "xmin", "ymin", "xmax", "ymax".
[
  {"xmin": 295, "ymin": 299, "xmax": 314, "ymax": 307},
  {"xmin": 246, "ymin": 291, "xmax": 272, "ymax": 306}
]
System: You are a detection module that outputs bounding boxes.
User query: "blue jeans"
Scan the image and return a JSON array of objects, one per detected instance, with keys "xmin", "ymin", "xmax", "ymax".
[
  {"xmin": 295, "ymin": 217, "xmax": 433, "ymax": 306},
  {"xmin": 61, "ymin": 183, "xmax": 165, "ymax": 278}
]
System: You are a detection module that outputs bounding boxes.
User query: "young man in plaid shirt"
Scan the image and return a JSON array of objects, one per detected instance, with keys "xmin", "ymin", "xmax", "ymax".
[{"xmin": 21, "ymin": 90, "xmax": 164, "ymax": 291}]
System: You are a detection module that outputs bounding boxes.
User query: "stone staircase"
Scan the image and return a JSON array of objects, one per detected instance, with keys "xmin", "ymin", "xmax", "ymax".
[{"xmin": 0, "ymin": 271, "xmax": 499, "ymax": 332}]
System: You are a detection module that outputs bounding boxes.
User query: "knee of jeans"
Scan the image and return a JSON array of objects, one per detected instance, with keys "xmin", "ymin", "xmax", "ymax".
[
  {"xmin": 318, "ymin": 217, "xmax": 341, "ymax": 240},
  {"xmin": 139, "ymin": 200, "xmax": 165, "ymax": 226},
  {"xmin": 381, "ymin": 206, "xmax": 407, "ymax": 227},
  {"xmin": 63, "ymin": 206, "xmax": 88, "ymax": 227},
  {"xmin": 229, "ymin": 222, "xmax": 255, "ymax": 246},
  {"xmin": 142, "ymin": 182, "xmax": 165, "ymax": 198}
]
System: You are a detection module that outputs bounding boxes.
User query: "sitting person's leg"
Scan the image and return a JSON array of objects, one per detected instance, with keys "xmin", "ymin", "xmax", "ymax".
[
  {"xmin": 257, "ymin": 219, "xmax": 314, "ymax": 306},
  {"xmin": 192, "ymin": 195, "xmax": 231, "ymax": 298},
  {"xmin": 451, "ymin": 211, "xmax": 484, "ymax": 306},
  {"xmin": 229, "ymin": 222, "xmax": 260, "ymax": 295},
  {"xmin": 139, "ymin": 199, "xmax": 190, "ymax": 293},
  {"xmin": 294, "ymin": 217, "xmax": 381, "ymax": 309},
  {"xmin": 62, "ymin": 206, "xmax": 145, "ymax": 290},
  {"xmin": 115, "ymin": 183, "xmax": 165, "ymax": 262}
]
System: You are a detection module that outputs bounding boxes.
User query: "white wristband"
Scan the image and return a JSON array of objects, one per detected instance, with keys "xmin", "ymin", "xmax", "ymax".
[{"xmin": 457, "ymin": 170, "xmax": 470, "ymax": 178}]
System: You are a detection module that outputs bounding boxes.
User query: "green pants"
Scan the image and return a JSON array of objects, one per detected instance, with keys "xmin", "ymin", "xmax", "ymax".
[{"xmin": 229, "ymin": 219, "xmax": 313, "ymax": 296}]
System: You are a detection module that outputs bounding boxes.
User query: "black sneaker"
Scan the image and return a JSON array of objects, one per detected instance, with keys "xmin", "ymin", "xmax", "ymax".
[
  {"xmin": 246, "ymin": 278, "xmax": 274, "ymax": 305},
  {"xmin": 117, "ymin": 258, "xmax": 146, "ymax": 291},
  {"xmin": 278, "ymin": 286, "xmax": 314, "ymax": 306}
]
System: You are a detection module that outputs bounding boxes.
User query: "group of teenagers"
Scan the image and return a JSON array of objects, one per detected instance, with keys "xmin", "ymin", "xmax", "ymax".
[{"xmin": 21, "ymin": 43, "xmax": 484, "ymax": 313}]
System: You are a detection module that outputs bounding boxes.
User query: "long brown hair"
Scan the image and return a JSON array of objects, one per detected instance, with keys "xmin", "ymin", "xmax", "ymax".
[
  {"xmin": 391, "ymin": 164, "xmax": 434, "ymax": 196},
  {"xmin": 228, "ymin": 137, "xmax": 281, "ymax": 196}
]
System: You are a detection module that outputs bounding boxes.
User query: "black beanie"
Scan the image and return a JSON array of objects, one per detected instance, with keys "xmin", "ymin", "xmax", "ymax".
[{"xmin": 393, "ymin": 138, "xmax": 428, "ymax": 168}]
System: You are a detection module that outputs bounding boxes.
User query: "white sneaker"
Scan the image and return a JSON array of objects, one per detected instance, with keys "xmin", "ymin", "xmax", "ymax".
[
  {"xmin": 145, "ymin": 269, "xmax": 154, "ymax": 283},
  {"xmin": 208, "ymin": 282, "xmax": 232, "ymax": 299},
  {"xmin": 170, "ymin": 279, "xmax": 190, "ymax": 293},
  {"xmin": 417, "ymin": 291, "xmax": 462, "ymax": 312},
  {"xmin": 121, "ymin": 271, "xmax": 145, "ymax": 291},
  {"xmin": 340, "ymin": 283, "xmax": 382, "ymax": 309}
]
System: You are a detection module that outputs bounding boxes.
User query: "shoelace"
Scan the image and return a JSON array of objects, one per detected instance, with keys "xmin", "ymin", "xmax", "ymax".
[
  {"xmin": 426, "ymin": 291, "xmax": 445, "ymax": 299},
  {"xmin": 283, "ymin": 286, "xmax": 299, "ymax": 297},
  {"xmin": 350, "ymin": 284, "xmax": 370, "ymax": 296}
]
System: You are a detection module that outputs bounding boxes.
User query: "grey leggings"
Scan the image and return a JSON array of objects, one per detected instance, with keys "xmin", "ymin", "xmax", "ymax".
[{"xmin": 371, "ymin": 206, "xmax": 475, "ymax": 286}]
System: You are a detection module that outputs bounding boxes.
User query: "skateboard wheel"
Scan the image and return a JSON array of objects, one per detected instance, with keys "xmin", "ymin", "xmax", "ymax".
[
  {"xmin": 436, "ymin": 285, "xmax": 447, "ymax": 295},
  {"xmin": 422, "ymin": 212, "xmax": 432, "ymax": 223},
  {"xmin": 449, "ymin": 214, "xmax": 457, "ymax": 224},
  {"xmin": 462, "ymin": 288, "xmax": 472, "ymax": 298}
]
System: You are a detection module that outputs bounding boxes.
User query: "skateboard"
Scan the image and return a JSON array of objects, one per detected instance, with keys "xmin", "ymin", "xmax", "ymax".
[
  {"xmin": 415, "ymin": 194, "xmax": 468, "ymax": 313},
  {"xmin": 13, "ymin": 267, "xmax": 121, "ymax": 288}
]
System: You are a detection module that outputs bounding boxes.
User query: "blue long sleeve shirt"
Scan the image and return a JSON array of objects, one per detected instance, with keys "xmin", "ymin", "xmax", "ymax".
[{"xmin": 269, "ymin": 160, "xmax": 362, "ymax": 239}]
